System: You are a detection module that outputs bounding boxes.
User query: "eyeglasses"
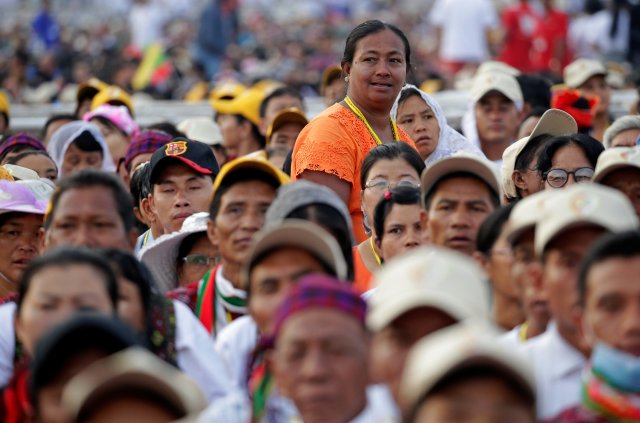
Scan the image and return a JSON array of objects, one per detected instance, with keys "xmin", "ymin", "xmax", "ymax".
[
  {"xmin": 364, "ymin": 179, "xmax": 420, "ymax": 193},
  {"xmin": 543, "ymin": 167, "xmax": 594, "ymax": 188},
  {"xmin": 182, "ymin": 254, "xmax": 217, "ymax": 267}
]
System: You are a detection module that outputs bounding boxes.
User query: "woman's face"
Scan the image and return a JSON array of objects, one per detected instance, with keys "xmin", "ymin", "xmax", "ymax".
[
  {"xmin": 0, "ymin": 213, "xmax": 42, "ymax": 287},
  {"xmin": 543, "ymin": 144, "xmax": 593, "ymax": 190},
  {"xmin": 376, "ymin": 203, "xmax": 426, "ymax": 262},
  {"xmin": 117, "ymin": 277, "xmax": 146, "ymax": 333},
  {"xmin": 14, "ymin": 153, "xmax": 58, "ymax": 182},
  {"xmin": 361, "ymin": 158, "xmax": 421, "ymax": 235},
  {"xmin": 344, "ymin": 29, "xmax": 407, "ymax": 112},
  {"xmin": 177, "ymin": 234, "xmax": 217, "ymax": 287},
  {"xmin": 396, "ymin": 95, "xmax": 440, "ymax": 160},
  {"xmin": 61, "ymin": 143, "xmax": 103, "ymax": 176},
  {"xmin": 91, "ymin": 118, "xmax": 130, "ymax": 167}
]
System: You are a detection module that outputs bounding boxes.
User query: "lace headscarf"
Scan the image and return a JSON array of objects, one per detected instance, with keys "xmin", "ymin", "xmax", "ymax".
[
  {"xmin": 391, "ymin": 85, "xmax": 484, "ymax": 166},
  {"xmin": 47, "ymin": 121, "xmax": 116, "ymax": 178}
]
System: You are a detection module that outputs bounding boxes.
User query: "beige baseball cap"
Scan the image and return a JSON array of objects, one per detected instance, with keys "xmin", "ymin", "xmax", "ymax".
[
  {"xmin": 243, "ymin": 219, "xmax": 348, "ymax": 289},
  {"xmin": 505, "ymin": 189, "xmax": 558, "ymax": 246},
  {"xmin": 367, "ymin": 246, "xmax": 490, "ymax": 332},
  {"xmin": 476, "ymin": 61, "xmax": 521, "ymax": 77},
  {"xmin": 399, "ymin": 322, "xmax": 535, "ymax": 415},
  {"xmin": 535, "ymin": 184, "xmax": 639, "ymax": 255},
  {"xmin": 421, "ymin": 152, "xmax": 501, "ymax": 204},
  {"xmin": 501, "ymin": 109, "xmax": 577, "ymax": 198},
  {"xmin": 470, "ymin": 72, "xmax": 523, "ymax": 105},
  {"xmin": 564, "ymin": 59, "xmax": 607, "ymax": 88},
  {"xmin": 593, "ymin": 146, "xmax": 640, "ymax": 183},
  {"xmin": 177, "ymin": 117, "xmax": 223, "ymax": 146}
]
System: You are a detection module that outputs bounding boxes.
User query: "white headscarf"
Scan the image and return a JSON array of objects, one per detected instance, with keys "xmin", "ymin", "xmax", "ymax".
[
  {"xmin": 391, "ymin": 85, "xmax": 485, "ymax": 167},
  {"xmin": 47, "ymin": 121, "xmax": 116, "ymax": 178}
]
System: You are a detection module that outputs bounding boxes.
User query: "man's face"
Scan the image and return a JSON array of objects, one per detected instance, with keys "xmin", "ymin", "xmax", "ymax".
[
  {"xmin": 249, "ymin": 248, "xmax": 327, "ymax": 335},
  {"xmin": 475, "ymin": 92, "xmax": 520, "ymax": 146},
  {"xmin": 370, "ymin": 307, "xmax": 457, "ymax": 402},
  {"xmin": 543, "ymin": 226, "xmax": 606, "ymax": 341},
  {"xmin": 426, "ymin": 176, "xmax": 496, "ymax": 255},
  {"xmin": 45, "ymin": 186, "xmax": 135, "ymax": 251},
  {"xmin": 579, "ymin": 75, "xmax": 610, "ymax": 114},
  {"xmin": 150, "ymin": 162, "xmax": 213, "ymax": 234},
  {"xmin": 208, "ymin": 180, "xmax": 276, "ymax": 273},
  {"xmin": 610, "ymin": 128, "xmax": 640, "ymax": 148},
  {"xmin": 270, "ymin": 122, "xmax": 305, "ymax": 151},
  {"xmin": 261, "ymin": 94, "xmax": 304, "ymax": 135},
  {"xmin": 217, "ymin": 113, "xmax": 245, "ymax": 151},
  {"xmin": 583, "ymin": 255, "xmax": 640, "ymax": 356},
  {"xmin": 0, "ymin": 213, "xmax": 43, "ymax": 285},
  {"xmin": 601, "ymin": 168, "xmax": 640, "ymax": 218},
  {"xmin": 273, "ymin": 308, "xmax": 369, "ymax": 423}
]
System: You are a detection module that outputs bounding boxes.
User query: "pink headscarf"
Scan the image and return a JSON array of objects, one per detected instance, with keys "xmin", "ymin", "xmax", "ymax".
[{"xmin": 83, "ymin": 104, "xmax": 140, "ymax": 138}]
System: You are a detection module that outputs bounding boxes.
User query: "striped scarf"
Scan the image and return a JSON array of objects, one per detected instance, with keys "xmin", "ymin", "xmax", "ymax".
[
  {"xmin": 196, "ymin": 264, "xmax": 247, "ymax": 336},
  {"xmin": 582, "ymin": 366, "xmax": 640, "ymax": 422}
]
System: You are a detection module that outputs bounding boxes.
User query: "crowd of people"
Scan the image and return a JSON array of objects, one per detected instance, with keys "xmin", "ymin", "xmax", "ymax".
[{"xmin": 1, "ymin": 2, "xmax": 640, "ymax": 423}]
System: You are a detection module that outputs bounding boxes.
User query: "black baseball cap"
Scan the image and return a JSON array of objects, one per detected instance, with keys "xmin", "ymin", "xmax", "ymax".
[{"xmin": 148, "ymin": 137, "xmax": 220, "ymax": 184}]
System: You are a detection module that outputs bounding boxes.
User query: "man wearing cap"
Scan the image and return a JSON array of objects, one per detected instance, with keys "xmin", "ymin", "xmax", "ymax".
[
  {"xmin": 148, "ymin": 138, "xmax": 219, "ymax": 235},
  {"xmin": 265, "ymin": 107, "xmax": 308, "ymax": 169},
  {"xmin": 502, "ymin": 109, "xmax": 577, "ymax": 202},
  {"xmin": 258, "ymin": 86, "xmax": 305, "ymax": 136},
  {"xmin": 75, "ymin": 77, "xmax": 108, "ymax": 118},
  {"xmin": 90, "ymin": 85, "xmax": 134, "ymax": 117},
  {"xmin": 564, "ymin": 59, "xmax": 610, "ymax": 141},
  {"xmin": 523, "ymin": 184, "xmax": 639, "ymax": 420},
  {"xmin": 545, "ymin": 231, "xmax": 640, "ymax": 421},
  {"xmin": 603, "ymin": 115, "xmax": 640, "ymax": 148},
  {"xmin": 272, "ymin": 275, "xmax": 394, "ymax": 423},
  {"xmin": 399, "ymin": 323, "xmax": 537, "ymax": 423},
  {"xmin": 593, "ymin": 147, "xmax": 640, "ymax": 218},
  {"xmin": 368, "ymin": 247, "xmax": 491, "ymax": 406},
  {"xmin": 470, "ymin": 72, "xmax": 525, "ymax": 163},
  {"xmin": 168, "ymin": 156, "xmax": 289, "ymax": 337},
  {"xmin": 421, "ymin": 153, "xmax": 501, "ymax": 256},
  {"xmin": 0, "ymin": 181, "xmax": 46, "ymax": 299},
  {"xmin": 321, "ymin": 65, "xmax": 346, "ymax": 109}
]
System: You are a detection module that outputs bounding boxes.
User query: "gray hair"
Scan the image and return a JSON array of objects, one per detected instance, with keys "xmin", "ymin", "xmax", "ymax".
[{"xmin": 603, "ymin": 115, "xmax": 640, "ymax": 148}]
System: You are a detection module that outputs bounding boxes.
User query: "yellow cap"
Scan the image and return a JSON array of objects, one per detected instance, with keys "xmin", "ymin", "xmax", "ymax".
[
  {"xmin": 213, "ymin": 155, "xmax": 290, "ymax": 192},
  {"xmin": 90, "ymin": 85, "xmax": 134, "ymax": 116},
  {"xmin": 211, "ymin": 87, "xmax": 266, "ymax": 126},
  {"xmin": 266, "ymin": 108, "xmax": 308, "ymax": 145},
  {"xmin": 0, "ymin": 91, "xmax": 9, "ymax": 117},
  {"xmin": 209, "ymin": 80, "xmax": 247, "ymax": 103},
  {"xmin": 419, "ymin": 79, "xmax": 443, "ymax": 94},
  {"xmin": 252, "ymin": 79, "xmax": 284, "ymax": 96},
  {"xmin": 76, "ymin": 78, "xmax": 108, "ymax": 102}
]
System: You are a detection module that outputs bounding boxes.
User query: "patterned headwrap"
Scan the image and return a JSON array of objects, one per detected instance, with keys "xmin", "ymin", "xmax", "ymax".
[
  {"xmin": 83, "ymin": 104, "xmax": 140, "ymax": 137},
  {"xmin": 123, "ymin": 130, "xmax": 172, "ymax": 170},
  {"xmin": 0, "ymin": 133, "xmax": 46, "ymax": 158}
]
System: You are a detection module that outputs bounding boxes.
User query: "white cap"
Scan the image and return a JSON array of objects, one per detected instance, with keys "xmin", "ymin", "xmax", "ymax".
[
  {"xmin": 62, "ymin": 348, "xmax": 206, "ymax": 421},
  {"xmin": 139, "ymin": 212, "xmax": 210, "ymax": 294},
  {"xmin": 476, "ymin": 61, "xmax": 521, "ymax": 77},
  {"xmin": 505, "ymin": 189, "xmax": 558, "ymax": 245},
  {"xmin": 399, "ymin": 323, "xmax": 535, "ymax": 414},
  {"xmin": 501, "ymin": 109, "xmax": 577, "ymax": 198},
  {"xmin": 564, "ymin": 59, "xmax": 607, "ymax": 88},
  {"xmin": 421, "ymin": 152, "xmax": 502, "ymax": 203},
  {"xmin": 593, "ymin": 146, "xmax": 640, "ymax": 183},
  {"xmin": 3, "ymin": 164, "xmax": 39, "ymax": 181},
  {"xmin": 535, "ymin": 184, "xmax": 639, "ymax": 255},
  {"xmin": 177, "ymin": 117, "xmax": 223, "ymax": 146},
  {"xmin": 470, "ymin": 72, "xmax": 523, "ymax": 105},
  {"xmin": 367, "ymin": 246, "xmax": 490, "ymax": 331}
]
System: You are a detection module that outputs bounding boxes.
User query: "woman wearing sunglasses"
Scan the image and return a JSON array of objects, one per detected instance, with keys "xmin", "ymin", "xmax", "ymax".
[{"xmin": 536, "ymin": 134, "xmax": 604, "ymax": 190}]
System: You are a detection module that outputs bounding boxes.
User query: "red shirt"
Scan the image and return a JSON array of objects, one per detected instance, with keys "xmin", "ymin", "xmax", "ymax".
[
  {"xmin": 530, "ymin": 8, "xmax": 571, "ymax": 73},
  {"xmin": 497, "ymin": 2, "xmax": 540, "ymax": 72}
]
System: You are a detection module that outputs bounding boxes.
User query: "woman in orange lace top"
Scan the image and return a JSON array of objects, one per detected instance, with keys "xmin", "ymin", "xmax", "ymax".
[{"xmin": 291, "ymin": 20, "xmax": 417, "ymax": 243}]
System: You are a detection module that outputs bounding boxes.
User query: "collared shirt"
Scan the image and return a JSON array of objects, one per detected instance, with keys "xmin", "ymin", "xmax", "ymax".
[
  {"xmin": 215, "ymin": 315, "xmax": 259, "ymax": 392},
  {"xmin": 134, "ymin": 229, "xmax": 154, "ymax": 254},
  {"xmin": 522, "ymin": 322, "xmax": 587, "ymax": 420}
]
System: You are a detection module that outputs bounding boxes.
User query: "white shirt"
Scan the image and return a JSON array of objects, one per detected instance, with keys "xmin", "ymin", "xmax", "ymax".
[
  {"xmin": 521, "ymin": 322, "xmax": 586, "ymax": 420},
  {"xmin": 429, "ymin": 0, "xmax": 498, "ymax": 62},
  {"xmin": 0, "ymin": 302, "xmax": 16, "ymax": 387},
  {"xmin": 499, "ymin": 324, "xmax": 522, "ymax": 351},
  {"xmin": 214, "ymin": 315, "xmax": 259, "ymax": 391}
]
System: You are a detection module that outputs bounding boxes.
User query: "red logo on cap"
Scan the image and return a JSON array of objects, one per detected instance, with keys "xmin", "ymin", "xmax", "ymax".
[{"xmin": 165, "ymin": 141, "xmax": 188, "ymax": 156}]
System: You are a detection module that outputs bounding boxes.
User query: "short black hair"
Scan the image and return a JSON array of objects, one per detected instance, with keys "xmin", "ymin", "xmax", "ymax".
[
  {"xmin": 209, "ymin": 170, "xmax": 280, "ymax": 220},
  {"xmin": 17, "ymin": 247, "xmax": 119, "ymax": 312},
  {"xmin": 44, "ymin": 170, "xmax": 135, "ymax": 233},
  {"xmin": 101, "ymin": 248, "xmax": 155, "ymax": 311},
  {"xmin": 6, "ymin": 149, "xmax": 57, "ymax": 172},
  {"xmin": 475, "ymin": 203, "xmax": 516, "ymax": 254},
  {"xmin": 578, "ymin": 231, "xmax": 640, "ymax": 306},
  {"xmin": 71, "ymin": 129, "xmax": 103, "ymax": 153},
  {"xmin": 424, "ymin": 172, "xmax": 500, "ymax": 210},
  {"xmin": 233, "ymin": 114, "xmax": 266, "ymax": 147},
  {"xmin": 373, "ymin": 185, "xmax": 421, "ymax": 243},
  {"xmin": 510, "ymin": 134, "xmax": 553, "ymax": 201},
  {"xmin": 397, "ymin": 86, "xmax": 423, "ymax": 108},
  {"xmin": 259, "ymin": 86, "xmax": 304, "ymax": 118},
  {"xmin": 360, "ymin": 143, "xmax": 425, "ymax": 188},
  {"xmin": 129, "ymin": 161, "xmax": 151, "ymax": 206},
  {"xmin": 536, "ymin": 134, "xmax": 604, "ymax": 179},
  {"xmin": 516, "ymin": 75, "xmax": 552, "ymax": 110},
  {"xmin": 42, "ymin": 114, "xmax": 76, "ymax": 139},
  {"xmin": 146, "ymin": 122, "xmax": 185, "ymax": 139}
]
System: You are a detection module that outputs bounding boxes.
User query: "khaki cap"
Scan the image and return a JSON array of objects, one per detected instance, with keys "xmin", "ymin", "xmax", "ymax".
[
  {"xmin": 177, "ymin": 117, "xmax": 223, "ymax": 146},
  {"xmin": 564, "ymin": 59, "xmax": 607, "ymax": 88},
  {"xmin": 213, "ymin": 154, "xmax": 290, "ymax": 191},
  {"xmin": 367, "ymin": 246, "xmax": 490, "ymax": 331},
  {"xmin": 421, "ymin": 152, "xmax": 501, "ymax": 203},
  {"xmin": 535, "ymin": 184, "xmax": 639, "ymax": 255},
  {"xmin": 505, "ymin": 189, "xmax": 558, "ymax": 246},
  {"xmin": 470, "ymin": 72, "xmax": 523, "ymax": 105},
  {"xmin": 593, "ymin": 146, "xmax": 640, "ymax": 183},
  {"xmin": 266, "ymin": 107, "xmax": 308, "ymax": 145},
  {"xmin": 501, "ymin": 109, "xmax": 577, "ymax": 198},
  {"xmin": 476, "ymin": 60, "xmax": 521, "ymax": 77},
  {"xmin": 399, "ymin": 323, "xmax": 535, "ymax": 414}
]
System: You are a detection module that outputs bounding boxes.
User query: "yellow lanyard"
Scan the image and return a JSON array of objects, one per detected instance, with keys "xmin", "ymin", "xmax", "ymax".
[
  {"xmin": 344, "ymin": 96, "xmax": 400, "ymax": 145},
  {"xmin": 369, "ymin": 237, "xmax": 382, "ymax": 266},
  {"xmin": 519, "ymin": 322, "xmax": 529, "ymax": 342}
]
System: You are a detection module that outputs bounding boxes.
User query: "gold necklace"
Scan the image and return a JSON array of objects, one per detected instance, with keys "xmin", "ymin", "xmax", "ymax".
[{"xmin": 344, "ymin": 96, "xmax": 399, "ymax": 145}]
